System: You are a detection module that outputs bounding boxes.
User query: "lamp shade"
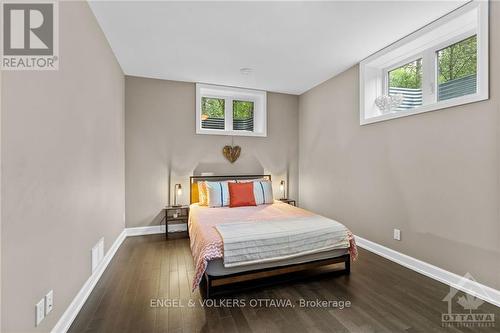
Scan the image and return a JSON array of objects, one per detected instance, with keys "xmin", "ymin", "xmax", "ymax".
[
  {"xmin": 173, "ymin": 183, "xmax": 182, "ymax": 206},
  {"xmin": 280, "ymin": 180, "xmax": 286, "ymax": 199}
]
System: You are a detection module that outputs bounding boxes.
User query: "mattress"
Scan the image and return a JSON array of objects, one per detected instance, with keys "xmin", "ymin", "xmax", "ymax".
[
  {"xmin": 205, "ymin": 248, "xmax": 349, "ymax": 276},
  {"xmin": 189, "ymin": 201, "xmax": 357, "ymax": 290}
]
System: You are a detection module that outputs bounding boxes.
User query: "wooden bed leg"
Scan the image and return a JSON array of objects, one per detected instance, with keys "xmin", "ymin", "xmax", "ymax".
[{"xmin": 345, "ymin": 254, "xmax": 351, "ymax": 275}]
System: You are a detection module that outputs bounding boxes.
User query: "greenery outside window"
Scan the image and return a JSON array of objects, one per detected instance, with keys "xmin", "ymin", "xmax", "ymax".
[
  {"xmin": 201, "ymin": 97, "xmax": 225, "ymax": 130},
  {"xmin": 233, "ymin": 100, "xmax": 254, "ymax": 131},
  {"xmin": 437, "ymin": 35, "xmax": 477, "ymax": 102},
  {"xmin": 388, "ymin": 59, "xmax": 423, "ymax": 111}
]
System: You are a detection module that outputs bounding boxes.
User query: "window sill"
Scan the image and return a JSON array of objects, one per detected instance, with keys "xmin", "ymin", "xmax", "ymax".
[
  {"xmin": 196, "ymin": 128, "xmax": 267, "ymax": 137},
  {"xmin": 360, "ymin": 92, "xmax": 489, "ymax": 125}
]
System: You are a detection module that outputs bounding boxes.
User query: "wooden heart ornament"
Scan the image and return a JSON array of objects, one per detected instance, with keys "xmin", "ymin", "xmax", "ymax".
[{"xmin": 223, "ymin": 145, "xmax": 241, "ymax": 163}]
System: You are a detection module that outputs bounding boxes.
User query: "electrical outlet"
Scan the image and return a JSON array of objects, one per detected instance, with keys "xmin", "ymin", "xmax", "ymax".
[
  {"xmin": 45, "ymin": 290, "xmax": 53, "ymax": 315},
  {"xmin": 36, "ymin": 298, "xmax": 45, "ymax": 326},
  {"xmin": 393, "ymin": 229, "xmax": 401, "ymax": 241}
]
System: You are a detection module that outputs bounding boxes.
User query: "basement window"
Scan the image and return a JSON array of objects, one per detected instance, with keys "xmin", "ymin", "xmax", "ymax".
[
  {"xmin": 437, "ymin": 35, "xmax": 478, "ymax": 102},
  {"xmin": 388, "ymin": 58, "xmax": 423, "ymax": 111},
  {"xmin": 201, "ymin": 97, "xmax": 225, "ymax": 130},
  {"xmin": 360, "ymin": 1, "xmax": 488, "ymax": 125},
  {"xmin": 196, "ymin": 84, "xmax": 267, "ymax": 137}
]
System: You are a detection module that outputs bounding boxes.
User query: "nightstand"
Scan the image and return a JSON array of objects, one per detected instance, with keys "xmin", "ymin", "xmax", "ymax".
[
  {"xmin": 165, "ymin": 205, "xmax": 189, "ymax": 239},
  {"xmin": 279, "ymin": 199, "xmax": 296, "ymax": 206}
]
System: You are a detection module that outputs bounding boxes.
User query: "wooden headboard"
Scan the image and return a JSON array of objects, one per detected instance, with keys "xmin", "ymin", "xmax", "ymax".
[{"xmin": 190, "ymin": 174, "xmax": 271, "ymax": 204}]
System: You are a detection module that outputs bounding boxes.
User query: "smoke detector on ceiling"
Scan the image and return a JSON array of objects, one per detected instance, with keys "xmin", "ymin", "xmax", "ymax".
[{"xmin": 240, "ymin": 68, "xmax": 253, "ymax": 75}]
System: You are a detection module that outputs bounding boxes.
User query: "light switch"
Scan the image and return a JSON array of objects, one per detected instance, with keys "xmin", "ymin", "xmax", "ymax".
[
  {"xmin": 45, "ymin": 290, "xmax": 53, "ymax": 315},
  {"xmin": 393, "ymin": 229, "xmax": 401, "ymax": 241}
]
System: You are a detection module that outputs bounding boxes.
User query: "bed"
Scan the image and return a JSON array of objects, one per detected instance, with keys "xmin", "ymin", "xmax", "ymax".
[{"xmin": 188, "ymin": 175, "xmax": 357, "ymax": 297}]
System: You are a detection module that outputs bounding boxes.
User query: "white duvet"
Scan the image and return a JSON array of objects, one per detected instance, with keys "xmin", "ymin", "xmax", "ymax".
[{"xmin": 215, "ymin": 215, "xmax": 350, "ymax": 268}]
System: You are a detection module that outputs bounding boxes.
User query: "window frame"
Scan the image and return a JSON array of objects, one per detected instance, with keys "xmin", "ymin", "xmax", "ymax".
[
  {"xmin": 196, "ymin": 83, "xmax": 267, "ymax": 137},
  {"xmin": 359, "ymin": 1, "xmax": 488, "ymax": 125}
]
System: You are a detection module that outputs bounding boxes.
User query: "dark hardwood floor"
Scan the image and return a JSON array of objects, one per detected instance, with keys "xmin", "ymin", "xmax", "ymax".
[{"xmin": 69, "ymin": 234, "xmax": 500, "ymax": 333}]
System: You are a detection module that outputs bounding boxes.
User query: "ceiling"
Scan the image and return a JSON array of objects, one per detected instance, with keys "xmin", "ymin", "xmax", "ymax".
[{"xmin": 89, "ymin": 1, "xmax": 467, "ymax": 95}]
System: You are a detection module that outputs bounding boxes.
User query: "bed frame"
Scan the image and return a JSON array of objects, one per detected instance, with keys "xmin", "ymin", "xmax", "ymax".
[{"xmin": 189, "ymin": 174, "xmax": 351, "ymax": 298}]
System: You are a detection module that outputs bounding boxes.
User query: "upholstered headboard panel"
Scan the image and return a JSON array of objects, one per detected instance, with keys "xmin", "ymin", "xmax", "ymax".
[
  {"xmin": 191, "ymin": 182, "xmax": 199, "ymax": 204},
  {"xmin": 190, "ymin": 175, "xmax": 271, "ymax": 204}
]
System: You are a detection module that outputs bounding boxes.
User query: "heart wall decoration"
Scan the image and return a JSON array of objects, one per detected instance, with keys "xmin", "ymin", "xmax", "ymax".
[{"xmin": 223, "ymin": 145, "xmax": 241, "ymax": 163}]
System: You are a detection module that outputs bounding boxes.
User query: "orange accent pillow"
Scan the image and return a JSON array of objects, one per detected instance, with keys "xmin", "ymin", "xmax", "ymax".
[{"xmin": 228, "ymin": 182, "xmax": 256, "ymax": 208}]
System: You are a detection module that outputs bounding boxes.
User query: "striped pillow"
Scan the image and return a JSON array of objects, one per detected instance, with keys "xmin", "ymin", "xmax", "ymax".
[
  {"xmin": 252, "ymin": 180, "xmax": 274, "ymax": 205},
  {"xmin": 206, "ymin": 181, "xmax": 231, "ymax": 207}
]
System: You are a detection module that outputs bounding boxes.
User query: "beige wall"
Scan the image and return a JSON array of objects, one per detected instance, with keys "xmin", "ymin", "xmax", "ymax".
[
  {"xmin": 298, "ymin": 2, "xmax": 500, "ymax": 289},
  {"xmin": 0, "ymin": 56, "xmax": 2, "ymax": 333},
  {"xmin": 125, "ymin": 76, "xmax": 299, "ymax": 228},
  {"xmin": 1, "ymin": 2, "xmax": 125, "ymax": 332}
]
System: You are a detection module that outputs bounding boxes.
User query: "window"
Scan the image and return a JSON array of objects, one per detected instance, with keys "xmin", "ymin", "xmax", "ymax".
[
  {"xmin": 360, "ymin": 1, "xmax": 488, "ymax": 125},
  {"xmin": 201, "ymin": 97, "xmax": 225, "ymax": 130},
  {"xmin": 437, "ymin": 35, "xmax": 477, "ymax": 101},
  {"xmin": 233, "ymin": 100, "xmax": 254, "ymax": 131},
  {"xmin": 196, "ymin": 84, "xmax": 266, "ymax": 136},
  {"xmin": 388, "ymin": 59, "xmax": 423, "ymax": 111}
]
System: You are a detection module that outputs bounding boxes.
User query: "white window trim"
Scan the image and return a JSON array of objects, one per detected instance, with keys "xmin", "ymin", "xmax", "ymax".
[
  {"xmin": 196, "ymin": 83, "xmax": 267, "ymax": 137},
  {"xmin": 359, "ymin": 1, "xmax": 488, "ymax": 125}
]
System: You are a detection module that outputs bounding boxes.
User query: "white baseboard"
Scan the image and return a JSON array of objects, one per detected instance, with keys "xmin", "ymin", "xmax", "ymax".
[
  {"xmin": 126, "ymin": 224, "xmax": 186, "ymax": 237},
  {"xmin": 51, "ymin": 229, "xmax": 127, "ymax": 333},
  {"xmin": 355, "ymin": 235, "xmax": 500, "ymax": 308},
  {"xmin": 126, "ymin": 225, "xmax": 164, "ymax": 236},
  {"xmin": 52, "ymin": 224, "xmax": 187, "ymax": 332}
]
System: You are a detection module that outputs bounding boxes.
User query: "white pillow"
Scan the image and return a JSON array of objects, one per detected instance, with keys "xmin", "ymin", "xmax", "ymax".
[
  {"xmin": 205, "ymin": 181, "xmax": 231, "ymax": 207},
  {"xmin": 253, "ymin": 180, "xmax": 274, "ymax": 205}
]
